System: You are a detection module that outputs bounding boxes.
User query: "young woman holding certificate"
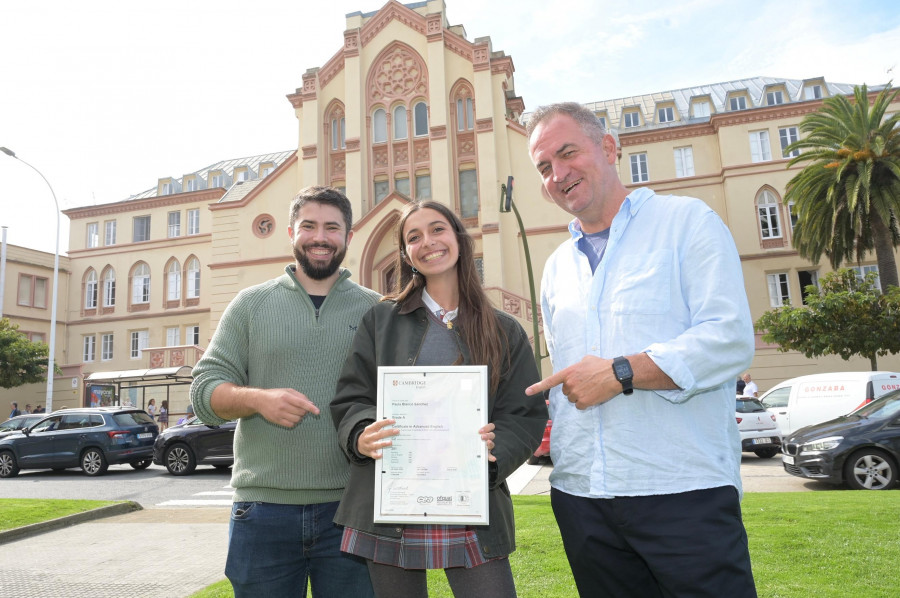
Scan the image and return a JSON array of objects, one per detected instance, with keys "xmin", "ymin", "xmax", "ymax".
[{"xmin": 331, "ymin": 200, "xmax": 548, "ymax": 598}]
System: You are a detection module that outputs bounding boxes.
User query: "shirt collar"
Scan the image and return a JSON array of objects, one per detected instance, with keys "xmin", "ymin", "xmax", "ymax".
[
  {"xmin": 567, "ymin": 187, "xmax": 654, "ymax": 240},
  {"xmin": 421, "ymin": 288, "xmax": 458, "ymax": 324}
]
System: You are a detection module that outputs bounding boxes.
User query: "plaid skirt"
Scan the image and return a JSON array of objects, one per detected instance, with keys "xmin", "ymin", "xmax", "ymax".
[{"xmin": 341, "ymin": 525, "xmax": 494, "ymax": 570}]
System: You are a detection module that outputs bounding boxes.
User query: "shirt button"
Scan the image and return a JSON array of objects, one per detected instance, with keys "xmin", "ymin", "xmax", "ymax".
[{"xmin": 482, "ymin": 545, "xmax": 490, "ymax": 553}]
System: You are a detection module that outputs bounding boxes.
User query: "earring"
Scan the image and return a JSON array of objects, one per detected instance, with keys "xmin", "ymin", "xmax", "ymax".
[{"xmin": 411, "ymin": 266, "xmax": 419, "ymax": 274}]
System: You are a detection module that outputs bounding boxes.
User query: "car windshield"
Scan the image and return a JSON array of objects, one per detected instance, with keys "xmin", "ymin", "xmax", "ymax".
[
  {"xmin": 113, "ymin": 411, "xmax": 156, "ymax": 426},
  {"xmin": 736, "ymin": 399, "xmax": 767, "ymax": 413},
  {"xmin": 850, "ymin": 390, "xmax": 900, "ymax": 420}
]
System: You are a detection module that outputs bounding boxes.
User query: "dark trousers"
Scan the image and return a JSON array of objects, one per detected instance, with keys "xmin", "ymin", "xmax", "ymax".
[{"xmin": 552, "ymin": 486, "xmax": 757, "ymax": 598}]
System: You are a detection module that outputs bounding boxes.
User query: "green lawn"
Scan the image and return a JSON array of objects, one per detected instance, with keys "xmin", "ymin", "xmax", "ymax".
[
  {"xmin": 0, "ymin": 498, "xmax": 120, "ymax": 532},
  {"xmin": 189, "ymin": 492, "xmax": 900, "ymax": 598}
]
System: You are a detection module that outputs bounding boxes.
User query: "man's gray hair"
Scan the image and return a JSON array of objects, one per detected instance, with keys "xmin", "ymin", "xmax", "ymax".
[{"xmin": 526, "ymin": 102, "xmax": 608, "ymax": 146}]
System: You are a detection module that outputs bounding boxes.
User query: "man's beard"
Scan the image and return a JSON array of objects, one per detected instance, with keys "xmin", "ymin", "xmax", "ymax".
[{"xmin": 294, "ymin": 243, "xmax": 347, "ymax": 280}]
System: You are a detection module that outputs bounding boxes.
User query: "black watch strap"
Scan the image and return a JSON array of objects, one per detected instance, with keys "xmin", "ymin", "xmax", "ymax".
[{"xmin": 612, "ymin": 356, "xmax": 634, "ymax": 396}]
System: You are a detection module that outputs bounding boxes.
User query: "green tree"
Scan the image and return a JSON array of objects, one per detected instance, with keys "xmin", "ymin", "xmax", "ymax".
[
  {"xmin": 755, "ymin": 269, "xmax": 900, "ymax": 371},
  {"xmin": 0, "ymin": 318, "xmax": 54, "ymax": 389},
  {"xmin": 784, "ymin": 83, "xmax": 900, "ymax": 290}
]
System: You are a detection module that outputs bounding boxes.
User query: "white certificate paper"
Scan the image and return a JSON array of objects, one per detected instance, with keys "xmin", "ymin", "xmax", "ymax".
[{"xmin": 374, "ymin": 365, "xmax": 489, "ymax": 525}]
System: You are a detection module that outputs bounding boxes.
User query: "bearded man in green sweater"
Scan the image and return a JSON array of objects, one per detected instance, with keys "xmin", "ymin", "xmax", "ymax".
[{"xmin": 191, "ymin": 186, "xmax": 379, "ymax": 598}]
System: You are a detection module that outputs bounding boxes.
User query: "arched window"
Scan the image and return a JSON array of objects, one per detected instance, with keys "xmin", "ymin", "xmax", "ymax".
[
  {"xmin": 167, "ymin": 260, "xmax": 182, "ymax": 301},
  {"xmin": 757, "ymin": 190, "xmax": 782, "ymax": 239},
  {"xmin": 132, "ymin": 263, "xmax": 150, "ymax": 304},
  {"xmin": 373, "ymin": 108, "xmax": 387, "ymax": 143},
  {"xmin": 84, "ymin": 269, "xmax": 98, "ymax": 310},
  {"xmin": 331, "ymin": 116, "xmax": 346, "ymax": 150},
  {"xmin": 186, "ymin": 258, "xmax": 200, "ymax": 299},
  {"xmin": 413, "ymin": 101, "xmax": 428, "ymax": 137},
  {"xmin": 103, "ymin": 268, "xmax": 116, "ymax": 307},
  {"xmin": 393, "ymin": 105, "xmax": 407, "ymax": 140},
  {"xmin": 457, "ymin": 97, "xmax": 474, "ymax": 131}
]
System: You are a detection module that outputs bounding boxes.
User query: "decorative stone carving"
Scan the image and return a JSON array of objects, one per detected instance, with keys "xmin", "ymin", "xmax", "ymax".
[
  {"xmin": 252, "ymin": 214, "xmax": 276, "ymax": 239},
  {"xmin": 371, "ymin": 46, "xmax": 427, "ymax": 102},
  {"xmin": 149, "ymin": 351, "xmax": 165, "ymax": 369}
]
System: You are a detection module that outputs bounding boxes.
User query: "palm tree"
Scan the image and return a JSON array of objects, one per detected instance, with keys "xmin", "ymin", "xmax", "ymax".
[{"xmin": 784, "ymin": 83, "xmax": 900, "ymax": 290}]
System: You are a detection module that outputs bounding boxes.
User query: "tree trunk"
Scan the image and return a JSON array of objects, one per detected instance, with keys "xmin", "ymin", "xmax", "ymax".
[
  {"xmin": 871, "ymin": 215, "xmax": 899, "ymax": 290},
  {"xmin": 870, "ymin": 353, "xmax": 878, "ymax": 371}
]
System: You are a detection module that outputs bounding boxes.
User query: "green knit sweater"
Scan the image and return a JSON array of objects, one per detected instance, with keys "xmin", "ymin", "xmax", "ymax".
[{"xmin": 191, "ymin": 266, "xmax": 380, "ymax": 504}]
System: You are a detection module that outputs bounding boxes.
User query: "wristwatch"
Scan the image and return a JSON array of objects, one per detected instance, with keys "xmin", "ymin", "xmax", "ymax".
[{"xmin": 612, "ymin": 356, "xmax": 634, "ymax": 395}]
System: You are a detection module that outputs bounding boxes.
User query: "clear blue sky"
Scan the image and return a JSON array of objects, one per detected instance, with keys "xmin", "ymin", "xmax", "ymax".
[{"xmin": 2, "ymin": 0, "xmax": 898, "ymax": 253}]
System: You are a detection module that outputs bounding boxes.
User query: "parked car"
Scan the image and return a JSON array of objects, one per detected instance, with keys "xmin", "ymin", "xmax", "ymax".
[
  {"xmin": 736, "ymin": 397, "xmax": 782, "ymax": 458},
  {"xmin": 0, "ymin": 414, "xmax": 45, "ymax": 436},
  {"xmin": 759, "ymin": 371, "xmax": 900, "ymax": 437},
  {"xmin": 782, "ymin": 389, "xmax": 900, "ymax": 490},
  {"xmin": 528, "ymin": 401, "xmax": 551, "ymax": 465},
  {"xmin": 0, "ymin": 407, "xmax": 158, "ymax": 478},
  {"xmin": 153, "ymin": 416, "xmax": 236, "ymax": 475}
]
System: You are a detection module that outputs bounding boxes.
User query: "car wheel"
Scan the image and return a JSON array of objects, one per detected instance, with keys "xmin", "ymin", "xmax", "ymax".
[
  {"xmin": 843, "ymin": 448, "xmax": 898, "ymax": 490},
  {"xmin": 753, "ymin": 448, "xmax": 779, "ymax": 459},
  {"xmin": 0, "ymin": 451, "xmax": 19, "ymax": 478},
  {"xmin": 527, "ymin": 455, "xmax": 543, "ymax": 465},
  {"xmin": 165, "ymin": 443, "xmax": 196, "ymax": 476},
  {"xmin": 81, "ymin": 448, "xmax": 109, "ymax": 476},
  {"xmin": 130, "ymin": 459, "xmax": 152, "ymax": 470}
]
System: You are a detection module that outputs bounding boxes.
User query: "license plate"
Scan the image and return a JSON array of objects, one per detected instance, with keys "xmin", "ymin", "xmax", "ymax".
[
  {"xmin": 783, "ymin": 455, "xmax": 795, "ymax": 465},
  {"xmin": 137, "ymin": 432, "xmax": 152, "ymax": 439},
  {"xmin": 752, "ymin": 438, "xmax": 771, "ymax": 445}
]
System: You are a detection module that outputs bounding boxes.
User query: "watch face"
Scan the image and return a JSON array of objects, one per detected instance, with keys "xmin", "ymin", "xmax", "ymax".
[{"xmin": 614, "ymin": 362, "xmax": 631, "ymax": 378}]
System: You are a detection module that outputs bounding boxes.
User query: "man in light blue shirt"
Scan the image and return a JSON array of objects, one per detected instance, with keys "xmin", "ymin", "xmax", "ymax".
[{"xmin": 526, "ymin": 102, "xmax": 757, "ymax": 598}]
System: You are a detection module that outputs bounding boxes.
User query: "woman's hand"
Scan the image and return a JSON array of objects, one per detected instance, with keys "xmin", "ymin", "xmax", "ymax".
[
  {"xmin": 358, "ymin": 418, "xmax": 400, "ymax": 459},
  {"xmin": 479, "ymin": 422, "xmax": 497, "ymax": 463}
]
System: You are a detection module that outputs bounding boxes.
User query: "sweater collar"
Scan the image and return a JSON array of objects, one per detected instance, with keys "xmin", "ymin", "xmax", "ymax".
[{"xmin": 284, "ymin": 264, "xmax": 352, "ymax": 295}]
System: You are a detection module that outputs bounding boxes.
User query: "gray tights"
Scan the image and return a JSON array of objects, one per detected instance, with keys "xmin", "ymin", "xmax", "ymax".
[{"xmin": 366, "ymin": 557, "xmax": 517, "ymax": 598}]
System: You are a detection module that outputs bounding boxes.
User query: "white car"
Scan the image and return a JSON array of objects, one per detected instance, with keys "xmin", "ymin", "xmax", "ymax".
[{"xmin": 736, "ymin": 397, "xmax": 782, "ymax": 458}]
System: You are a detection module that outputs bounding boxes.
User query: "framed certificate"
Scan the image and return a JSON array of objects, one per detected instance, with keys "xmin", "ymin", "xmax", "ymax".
[{"xmin": 374, "ymin": 365, "xmax": 489, "ymax": 525}]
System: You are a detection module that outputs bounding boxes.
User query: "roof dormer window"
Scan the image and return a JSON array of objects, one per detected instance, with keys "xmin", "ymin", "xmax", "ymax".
[
  {"xmin": 623, "ymin": 111, "xmax": 641, "ymax": 128},
  {"xmin": 657, "ymin": 106, "xmax": 675, "ymax": 123}
]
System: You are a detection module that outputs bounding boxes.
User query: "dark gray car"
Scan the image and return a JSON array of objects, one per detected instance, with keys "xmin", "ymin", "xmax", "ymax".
[{"xmin": 0, "ymin": 407, "xmax": 158, "ymax": 478}]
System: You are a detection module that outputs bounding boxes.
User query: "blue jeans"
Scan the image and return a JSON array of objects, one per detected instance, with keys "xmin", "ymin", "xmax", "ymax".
[{"xmin": 225, "ymin": 501, "xmax": 374, "ymax": 598}]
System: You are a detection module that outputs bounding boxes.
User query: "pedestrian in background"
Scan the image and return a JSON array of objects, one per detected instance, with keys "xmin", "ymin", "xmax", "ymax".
[{"xmin": 158, "ymin": 400, "xmax": 169, "ymax": 431}]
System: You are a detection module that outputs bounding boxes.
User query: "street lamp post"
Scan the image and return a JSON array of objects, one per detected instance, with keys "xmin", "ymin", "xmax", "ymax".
[
  {"xmin": 499, "ymin": 176, "xmax": 545, "ymax": 373},
  {"xmin": 1, "ymin": 147, "xmax": 61, "ymax": 412}
]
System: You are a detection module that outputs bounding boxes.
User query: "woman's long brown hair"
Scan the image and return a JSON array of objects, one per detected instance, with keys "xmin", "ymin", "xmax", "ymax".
[{"xmin": 385, "ymin": 200, "xmax": 508, "ymax": 393}]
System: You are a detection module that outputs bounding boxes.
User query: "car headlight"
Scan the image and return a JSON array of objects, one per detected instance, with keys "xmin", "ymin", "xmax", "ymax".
[{"xmin": 800, "ymin": 436, "xmax": 843, "ymax": 452}]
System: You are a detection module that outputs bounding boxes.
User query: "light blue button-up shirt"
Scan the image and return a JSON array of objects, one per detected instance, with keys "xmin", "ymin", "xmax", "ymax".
[{"xmin": 541, "ymin": 187, "xmax": 754, "ymax": 498}]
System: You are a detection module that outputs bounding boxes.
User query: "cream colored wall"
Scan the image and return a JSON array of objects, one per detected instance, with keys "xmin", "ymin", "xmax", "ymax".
[
  {"xmin": 41, "ymin": 4, "xmax": 900, "ymax": 403},
  {"xmin": 0, "ymin": 244, "xmax": 72, "ymax": 410},
  {"xmin": 64, "ymin": 195, "xmax": 215, "ymax": 379}
]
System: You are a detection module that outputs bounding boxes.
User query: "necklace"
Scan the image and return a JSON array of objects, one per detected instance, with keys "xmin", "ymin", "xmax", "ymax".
[{"xmin": 437, "ymin": 309, "xmax": 454, "ymax": 330}]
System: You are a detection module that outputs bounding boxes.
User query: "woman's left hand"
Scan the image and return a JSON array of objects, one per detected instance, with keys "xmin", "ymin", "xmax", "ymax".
[{"xmin": 479, "ymin": 422, "xmax": 497, "ymax": 462}]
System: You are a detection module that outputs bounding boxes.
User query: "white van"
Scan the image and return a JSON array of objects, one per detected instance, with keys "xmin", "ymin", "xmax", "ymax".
[{"xmin": 759, "ymin": 372, "xmax": 900, "ymax": 437}]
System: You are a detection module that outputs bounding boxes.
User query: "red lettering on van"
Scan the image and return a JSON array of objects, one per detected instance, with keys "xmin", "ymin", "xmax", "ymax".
[{"xmin": 881, "ymin": 384, "xmax": 900, "ymax": 391}]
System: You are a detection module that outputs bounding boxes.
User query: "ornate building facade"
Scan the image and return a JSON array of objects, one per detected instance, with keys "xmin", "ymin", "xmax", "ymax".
[{"xmin": 4, "ymin": 0, "xmax": 899, "ymax": 410}]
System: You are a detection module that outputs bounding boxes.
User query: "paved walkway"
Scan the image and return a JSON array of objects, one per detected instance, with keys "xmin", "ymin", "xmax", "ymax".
[{"xmin": 0, "ymin": 508, "xmax": 230, "ymax": 598}]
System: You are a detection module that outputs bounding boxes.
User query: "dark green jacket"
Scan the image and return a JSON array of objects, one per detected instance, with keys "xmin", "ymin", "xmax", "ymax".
[{"xmin": 330, "ymin": 291, "xmax": 547, "ymax": 559}]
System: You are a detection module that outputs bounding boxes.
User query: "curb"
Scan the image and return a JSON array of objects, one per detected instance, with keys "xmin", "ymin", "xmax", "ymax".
[{"xmin": 0, "ymin": 500, "xmax": 143, "ymax": 545}]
